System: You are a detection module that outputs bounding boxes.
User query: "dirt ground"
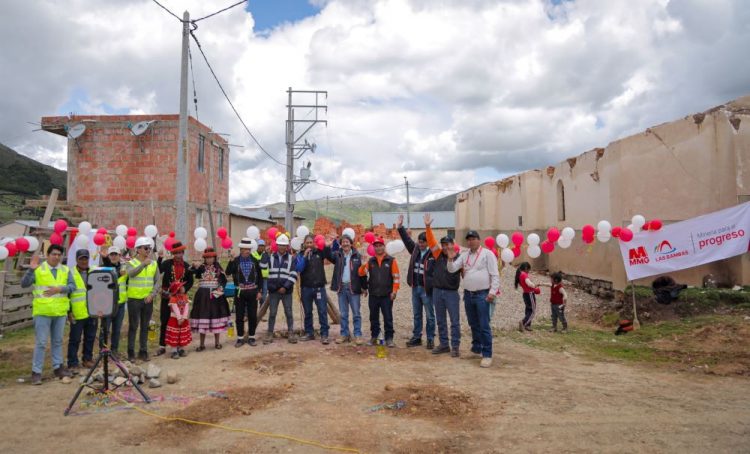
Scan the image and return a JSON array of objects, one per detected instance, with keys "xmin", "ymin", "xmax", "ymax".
[{"xmin": 1, "ymin": 255, "xmax": 749, "ymax": 453}]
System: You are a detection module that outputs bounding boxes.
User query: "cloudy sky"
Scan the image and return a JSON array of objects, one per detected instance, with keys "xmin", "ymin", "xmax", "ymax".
[{"xmin": 1, "ymin": 0, "xmax": 748, "ymax": 206}]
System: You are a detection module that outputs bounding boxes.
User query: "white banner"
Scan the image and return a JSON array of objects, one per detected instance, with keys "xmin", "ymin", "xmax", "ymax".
[{"xmin": 619, "ymin": 202, "xmax": 750, "ymax": 281}]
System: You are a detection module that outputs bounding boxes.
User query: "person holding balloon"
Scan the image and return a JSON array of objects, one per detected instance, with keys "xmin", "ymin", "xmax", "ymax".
[
  {"xmin": 295, "ymin": 233, "xmax": 335, "ymax": 344},
  {"xmin": 514, "ymin": 262, "xmax": 541, "ymax": 332},
  {"xmin": 446, "ymin": 230, "xmax": 500, "ymax": 368}
]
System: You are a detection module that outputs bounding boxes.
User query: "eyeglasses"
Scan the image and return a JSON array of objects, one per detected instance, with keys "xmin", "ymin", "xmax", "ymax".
[
  {"xmin": 140, "ymin": 246, "xmax": 152, "ymax": 251},
  {"xmin": 77, "ymin": 256, "xmax": 90, "ymax": 260}
]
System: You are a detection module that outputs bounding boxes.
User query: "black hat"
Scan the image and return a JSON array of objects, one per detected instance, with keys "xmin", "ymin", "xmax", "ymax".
[
  {"xmin": 465, "ymin": 230, "xmax": 480, "ymax": 239},
  {"xmin": 418, "ymin": 232, "xmax": 427, "ymax": 241},
  {"xmin": 440, "ymin": 235, "xmax": 454, "ymax": 244},
  {"xmin": 76, "ymin": 249, "xmax": 90, "ymax": 259}
]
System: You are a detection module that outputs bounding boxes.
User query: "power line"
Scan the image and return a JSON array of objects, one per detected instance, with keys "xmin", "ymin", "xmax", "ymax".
[
  {"xmin": 189, "ymin": 31, "xmax": 285, "ymax": 166},
  {"xmin": 409, "ymin": 186, "xmax": 462, "ymax": 192},
  {"xmin": 192, "ymin": 0, "xmax": 248, "ymax": 22},
  {"xmin": 150, "ymin": 0, "xmax": 182, "ymax": 22},
  {"xmin": 312, "ymin": 181, "xmax": 404, "ymax": 192},
  {"xmin": 188, "ymin": 42, "xmax": 199, "ymax": 120}
]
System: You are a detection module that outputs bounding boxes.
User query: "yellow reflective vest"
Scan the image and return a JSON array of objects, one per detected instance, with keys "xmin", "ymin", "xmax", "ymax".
[
  {"xmin": 32, "ymin": 262, "xmax": 70, "ymax": 317},
  {"xmin": 117, "ymin": 272, "xmax": 128, "ymax": 304},
  {"xmin": 252, "ymin": 251, "xmax": 269, "ymax": 278},
  {"xmin": 70, "ymin": 268, "xmax": 89, "ymax": 320},
  {"xmin": 126, "ymin": 258, "xmax": 157, "ymax": 300}
]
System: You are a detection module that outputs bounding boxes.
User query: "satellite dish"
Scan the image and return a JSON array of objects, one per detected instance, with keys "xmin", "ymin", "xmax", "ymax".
[
  {"xmin": 67, "ymin": 123, "xmax": 86, "ymax": 139},
  {"xmin": 130, "ymin": 121, "xmax": 154, "ymax": 136}
]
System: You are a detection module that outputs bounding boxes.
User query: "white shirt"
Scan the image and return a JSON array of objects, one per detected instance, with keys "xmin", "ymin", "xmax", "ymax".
[{"xmin": 447, "ymin": 247, "xmax": 500, "ymax": 294}]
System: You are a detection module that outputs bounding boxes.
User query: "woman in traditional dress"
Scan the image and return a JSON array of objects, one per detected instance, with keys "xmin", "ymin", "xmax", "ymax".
[{"xmin": 189, "ymin": 247, "xmax": 231, "ymax": 350}]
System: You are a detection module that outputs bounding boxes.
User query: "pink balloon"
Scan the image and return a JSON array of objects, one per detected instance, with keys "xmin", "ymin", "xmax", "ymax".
[
  {"xmin": 54, "ymin": 219, "xmax": 68, "ymax": 234},
  {"xmin": 582, "ymin": 224, "xmax": 595, "ymax": 238},
  {"xmin": 547, "ymin": 227, "xmax": 560, "ymax": 243},
  {"xmin": 650, "ymin": 219, "xmax": 663, "ymax": 231},
  {"xmin": 93, "ymin": 233, "xmax": 106, "ymax": 246},
  {"xmin": 511, "ymin": 232, "xmax": 524, "ymax": 246},
  {"xmin": 267, "ymin": 227, "xmax": 278, "ymax": 239},
  {"xmin": 367, "ymin": 244, "xmax": 375, "ymax": 256},
  {"xmin": 217, "ymin": 227, "xmax": 228, "ymax": 239},
  {"xmin": 619, "ymin": 228, "xmax": 634, "ymax": 242},
  {"xmin": 221, "ymin": 237, "xmax": 233, "ymax": 249},
  {"xmin": 270, "ymin": 242, "xmax": 278, "ymax": 253},
  {"xmin": 364, "ymin": 232, "xmax": 375, "ymax": 244},
  {"xmin": 484, "ymin": 236, "xmax": 495, "ymax": 249},
  {"xmin": 126, "ymin": 236, "xmax": 136, "ymax": 249},
  {"xmin": 491, "ymin": 247, "xmax": 499, "ymax": 258},
  {"xmin": 97, "ymin": 227, "xmax": 107, "ymax": 235},
  {"xmin": 453, "ymin": 244, "xmax": 460, "ymax": 254},
  {"xmin": 127, "ymin": 227, "xmax": 137, "ymax": 237},
  {"xmin": 5, "ymin": 241, "xmax": 17, "ymax": 257},
  {"xmin": 512, "ymin": 246, "xmax": 521, "ymax": 258},
  {"xmin": 315, "ymin": 238, "xmax": 325, "ymax": 250},
  {"xmin": 14, "ymin": 237, "xmax": 30, "ymax": 252},
  {"xmin": 50, "ymin": 232, "xmax": 64, "ymax": 246},
  {"xmin": 541, "ymin": 240, "xmax": 555, "ymax": 254}
]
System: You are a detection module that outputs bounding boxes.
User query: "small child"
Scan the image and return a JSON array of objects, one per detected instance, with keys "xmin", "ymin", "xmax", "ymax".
[
  {"xmin": 549, "ymin": 272, "xmax": 568, "ymax": 332},
  {"xmin": 514, "ymin": 262, "xmax": 541, "ymax": 332},
  {"xmin": 165, "ymin": 281, "xmax": 192, "ymax": 359}
]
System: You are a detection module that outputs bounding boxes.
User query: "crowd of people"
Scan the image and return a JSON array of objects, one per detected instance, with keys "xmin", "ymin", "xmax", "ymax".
[{"xmin": 23, "ymin": 213, "xmax": 569, "ymax": 384}]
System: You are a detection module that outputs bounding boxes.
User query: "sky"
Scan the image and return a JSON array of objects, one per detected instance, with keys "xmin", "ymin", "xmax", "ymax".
[{"xmin": 1, "ymin": 0, "xmax": 749, "ymax": 207}]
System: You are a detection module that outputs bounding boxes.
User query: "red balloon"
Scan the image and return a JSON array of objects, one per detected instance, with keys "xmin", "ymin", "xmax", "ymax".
[
  {"xmin": 513, "ymin": 245, "xmax": 521, "ymax": 258},
  {"xmin": 127, "ymin": 227, "xmax": 137, "ymax": 237},
  {"xmin": 642, "ymin": 221, "xmax": 651, "ymax": 231},
  {"xmin": 650, "ymin": 219, "xmax": 663, "ymax": 231},
  {"xmin": 169, "ymin": 231, "xmax": 176, "ymax": 238},
  {"xmin": 164, "ymin": 237, "xmax": 175, "ymax": 251},
  {"xmin": 484, "ymin": 236, "xmax": 495, "ymax": 249},
  {"xmin": 367, "ymin": 244, "xmax": 375, "ymax": 256},
  {"xmin": 5, "ymin": 241, "xmax": 17, "ymax": 257},
  {"xmin": 611, "ymin": 226, "xmax": 622, "ymax": 238},
  {"xmin": 364, "ymin": 232, "xmax": 376, "ymax": 244},
  {"xmin": 54, "ymin": 219, "xmax": 68, "ymax": 234},
  {"xmin": 270, "ymin": 242, "xmax": 278, "ymax": 253},
  {"xmin": 582, "ymin": 224, "xmax": 595, "ymax": 238},
  {"xmin": 491, "ymin": 247, "xmax": 499, "ymax": 258},
  {"xmin": 511, "ymin": 232, "xmax": 524, "ymax": 246},
  {"xmin": 97, "ymin": 227, "xmax": 107, "ymax": 235},
  {"xmin": 541, "ymin": 240, "xmax": 555, "ymax": 254},
  {"xmin": 315, "ymin": 238, "xmax": 325, "ymax": 250},
  {"xmin": 217, "ymin": 227, "xmax": 228, "ymax": 239},
  {"xmin": 14, "ymin": 238, "xmax": 30, "ymax": 252},
  {"xmin": 93, "ymin": 233, "xmax": 106, "ymax": 246},
  {"xmin": 619, "ymin": 228, "xmax": 634, "ymax": 242},
  {"xmin": 126, "ymin": 236, "xmax": 136, "ymax": 249},
  {"xmin": 547, "ymin": 227, "xmax": 560, "ymax": 243},
  {"xmin": 267, "ymin": 227, "xmax": 278, "ymax": 239},
  {"xmin": 221, "ymin": 237, "xmax": 233, "ymax": 249},
  {"xmin": 453, "ymin": 244, "xmax": 460, "ymax": 254},
  {"xmin": 50, "ymin": 232, "xmax": 64, "ymax": 246},
  {"xmin": 582, "ymin": 235, "xmax": 595, "ymax": 244}
]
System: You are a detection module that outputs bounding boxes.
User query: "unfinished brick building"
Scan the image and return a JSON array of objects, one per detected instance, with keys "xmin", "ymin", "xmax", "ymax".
[{"xmin": 41, "ymin": 114, "xmax": 229, "ymax": 238}]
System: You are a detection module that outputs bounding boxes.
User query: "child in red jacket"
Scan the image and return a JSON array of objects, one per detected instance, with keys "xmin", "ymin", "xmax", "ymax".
[
  {"xmin": 514, "ymin": 262, "xmax": 541, "ymax": 332},
  {"xmin": 549, "ymin": 272, "xmax": 568, "ymax": 332},
  {"xmin": 165, "ymin": 281, "xmax": 192, "ymax": 358}
]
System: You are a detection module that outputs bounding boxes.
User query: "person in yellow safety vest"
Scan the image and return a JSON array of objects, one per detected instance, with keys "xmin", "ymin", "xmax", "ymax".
[
  {"xmin": 101, "ymin": 245, "xmax": 128, "ymax": 355},
  {"xmin": 255, "ymin": 239, "xmax": 269, "ymax": 301},
  {"xmin": 125, "ymin": 237, "xmax": 161, "ymax": 363},
  {"xmin": 66, "ymin": 249, "xmax": 98, "ymax": 374},
  {"xmin": 21, "ymin": 244, "xmax": 76, "ymax": 385}
]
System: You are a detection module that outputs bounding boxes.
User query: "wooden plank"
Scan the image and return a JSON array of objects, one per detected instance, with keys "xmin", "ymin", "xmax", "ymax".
[
  {"xmin": 0, "ymin": 271, "xmax": 5, "ymax": 335},
  {"xmin": 1, "ymin": 318, "xmax": 34, "ymax": 332},
  {"xmin": 3, "ymin": 284, "xmax": 33, "ymax": 297},
  {"xmin": 3, "ymin": 296, "xmax": 32, "ymax": 312},
  {"xmin": 2, "ymin": 308, "xmax": 33, "ymax": 324}
]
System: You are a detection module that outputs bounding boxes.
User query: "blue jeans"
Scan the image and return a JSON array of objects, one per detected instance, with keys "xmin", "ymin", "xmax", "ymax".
[
  {"xmin": 433, "ymin": 288, "xmax": 460, "ymax": 349},
  {"xmin": 301, "ymin": 286, "xmax": 329, "ymax": 337},
  {"xmin": 463, "ymin": 289, "xmax": 493, "ymax": 358},
  {"xmin": 107, "ymin": 303, "xmax": 127, "ymax": 354},
  {"xmin": 411, "ymin": 286, "xmax": 435, "ymax": 341},
  {"xmin": 32, "ymin": 315, "xmax": 67, "ymax": 374},
  {"xmin": 68, "ymin": 317, "xmax": 98, "ymax": 367},
  {"xmin": 337, "ymin": 286, "xmax": 362, "ymax": 337},
  {"xmin": 261, "ymin": 280, "xmax": 268, "ymax": 301}
]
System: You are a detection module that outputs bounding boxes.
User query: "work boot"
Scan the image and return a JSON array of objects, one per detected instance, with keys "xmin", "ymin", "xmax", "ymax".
[
  {"xmin": 138, "ymin": 351, "xmax": 150, "ymax": 362},
  {"xmin": 53, "ymin": 367, "xmax": 72, "ymax": 378},
  {"xmin": 321, "ymin": 336, "xmax": 330, "ymax": 345},
  {"xmin": 451, "ymin": 349, "xmax": 460, "ymax": 358},
  {"xmin": 247, "ymin": 337, "xmax": 257, "ymax": 346},
  {"xmin": 235, "ymin": 339, "xmax": 246, "ymax": 348},
  {"xmin": 385, "ymin": 339, "xmax": 395, "ymax": 348},
  {"xmin": 299, "ymin": 334, "xmax": 315, "ymax": 342},
  {"xmin": 405, "ymin": 338, "xmax": 422, "ymax": 347},
  {"xmin": 69, "ymin": 366, "xmax": 80, "ymax": 376},
  {"xmin": 431, "ymin": 344, "xmax": 450, "ymax": 355},
  {"xmin": 81, "ymin": 359, "xmax": 95, "ymax": 368},
  {"xmin": 127, "ymin": 350, "xmax": 136, "ymax": 362},
  {"xmin": 480, "ymin": 357, "xmax": 493, "ymax": 368},
  {"xmin": 155, "ymin": 346, "xmax": 167, "ymax": 356},
  {"xmin": 335, "ymin": 335, "xmax": 351, "ymax": 344},
  {"xmin": 426, "ymin": 339, "xmax": 434, "ymax": 350},
  {"xmin": 354, "ymin": 337, "xmax": 364, "ymax": 346},
  {"xmin": 518, "ymin": 321, "xmax": 524, "ymax": 332},
  {"xmin": 263, "ymin": 332, "xmax": 274, "ymax": 344},
  {"xmin": 31, "ymin": 372, "xmax": 42, "ymax": 385},
  {"xmin": 288, "ymin": 333, "xmax": 298, "ymax": 344},
  {"xmin": 367, "ymin": 338, "xmax": 377, "ymax": 346}
]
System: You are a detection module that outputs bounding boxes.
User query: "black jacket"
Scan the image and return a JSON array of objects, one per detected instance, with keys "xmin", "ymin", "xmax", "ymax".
[
  {"xmin": 296, "ymin": 246, "xmax": 334, "ymax": 288},
  {"xmin": 157, "ymin": 257, "xmax": 194, "ymax": 293},
  {"xmin": 429, "ymin": 253, "xmax": 461, "ymax": 291},
  {"xmin": 225, "ymin": 255, "xmax": 263, "ymax": 290},
  {"xmin": 330, "ymin": 248, "xmax": 366, "ymax": 294},
  {"xmin": 397, "ymin": 226, "xmax": 435, "ymax": 291}
]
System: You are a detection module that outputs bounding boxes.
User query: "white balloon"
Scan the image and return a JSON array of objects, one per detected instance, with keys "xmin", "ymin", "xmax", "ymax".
[
  {"xmin": 632, "ymin": 215, "xmax": 646, "ymax": 229},
  {"xmin": 496, "ymin": 234, "xmax": 509, "ymax": 248},
  {"xmin": 146, "ymin": 237, "xmax": 155, "ymax": 249},
  {"xmin": 194, "ymin": 238, "xmax": 207, "ymax": 252},
  {"xmin": 561, "ymin": 227, "xmax": 575, "ymax": 240},
  {"xmin": 527, "ymin": 245, "xmax": 542, "ymax": 258},
  {"xmin": 250, "ymin": 239, "xmax": 259, "ymax": 253},
  {"xmin": 597, "ymin": 220, "xmax": 611, "ymax": 233},
  {"xmin": 296, "ymin": 225, "xmax": 310, "ymax": 238},
  {"xmin": 627, "ymin": 223, "xmax": 641, "ymax": 234},
  {"xmin": 557, "ymin": 237, "xmax": 572, "ymax": 249},
  {"xmin": 113, "ymin": 235, "xmax": 127, "ymax": 250},
  {"xmin": 24, "ymin": 236, "xmax": 40, "ymax": 251},
  {"xmin": 194, "ymin": 227, "xmax": 208, "ymax": 239},
  {"xmin": 115, "ymin": 224, "xmax": 128, "ymax": 237},
  {"xmin": 597, "ymin": 230, "xmax": 612, "ymax": 243},
  {"xmin": 246, "ymin": 225, "xmax": 260, "ymax": 240},
  {"xmin": 500, "ymin": 247, "xmax": 514, "ymax": 264},
  {"xmin": 342, "ymin": 228, "xmax": 356, "ymax": 241},
  {"xmin": 144, "ymin": 224, "xmax": 158, "ymax": 238},
  {"xmin": 290, "ymin": 236, "xmax": 303, "ymax": 251},
  {"xmin": 386, "ymin": 240, "xmax": 406, "ymax": 255},
  {"xmin": 527, "ymin": 233, "xmax": 540, "ymax": 246},
  {"xmin": 78, "ymin": 221, "xmax": 92, "ymax": 236},
  {"xmin": 0, "ymin": 246, "xmax": 7, "ymax": 260},
  {"xmin": 75, "ymin": 234, "xmax": 89, "ymax": 248}
]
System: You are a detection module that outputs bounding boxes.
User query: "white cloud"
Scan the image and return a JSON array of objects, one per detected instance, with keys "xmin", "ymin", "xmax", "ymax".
[{"xmin": 1, "ymin": 0, "xmax": 749, "ymax": 206}]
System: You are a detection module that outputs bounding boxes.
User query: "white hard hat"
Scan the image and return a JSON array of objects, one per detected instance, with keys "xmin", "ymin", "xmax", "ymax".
[
  {"xmin": 135, "ymin": 236, "xmax": 151, "ymax": 248},
  {"xmin": 276, "ymin": 234, "xmax": 290, "ymax": 246}
]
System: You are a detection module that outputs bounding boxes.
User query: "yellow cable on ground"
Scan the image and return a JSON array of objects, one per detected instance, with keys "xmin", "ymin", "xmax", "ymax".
[{"xmin": 107, "ymin": 392, "xmax": 361, "ymax": 453}]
